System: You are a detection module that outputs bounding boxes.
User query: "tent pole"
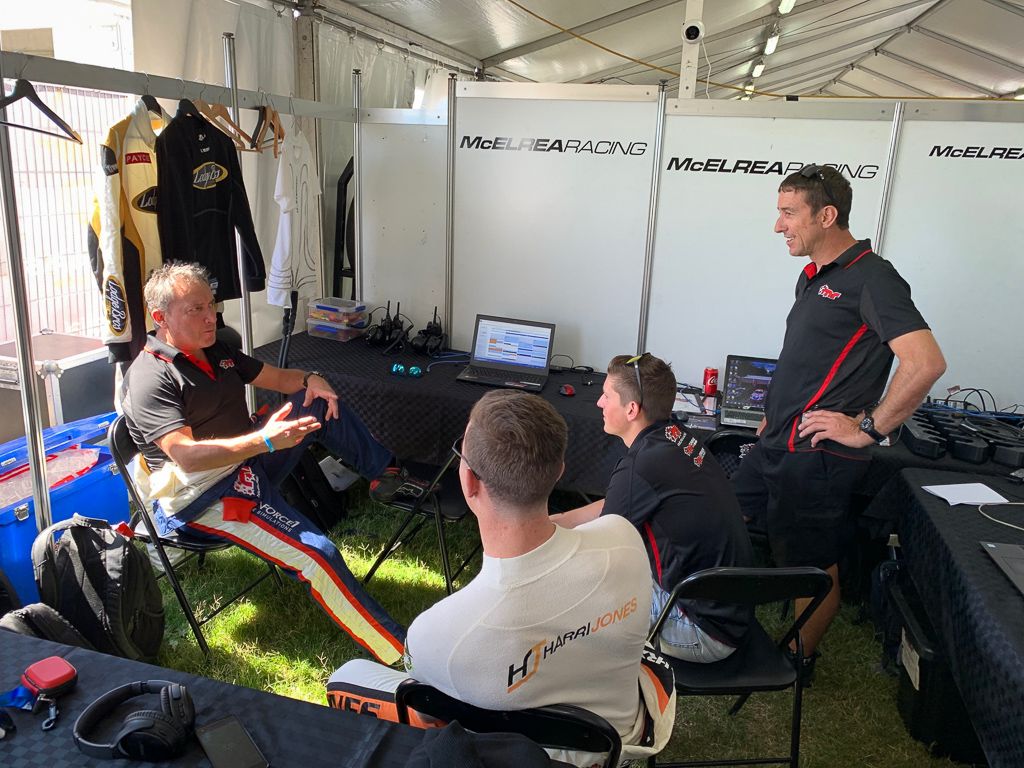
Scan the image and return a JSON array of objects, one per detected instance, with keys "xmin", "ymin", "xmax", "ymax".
[{"xmin": 0, "ymin": 53, "xmax": 53, "ymax": 530}]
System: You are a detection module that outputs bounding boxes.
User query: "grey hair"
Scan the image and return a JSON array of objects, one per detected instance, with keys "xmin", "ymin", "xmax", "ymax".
[{"xmin": 144, "ymin": 262, "xmax": 212, "ymax": 314}]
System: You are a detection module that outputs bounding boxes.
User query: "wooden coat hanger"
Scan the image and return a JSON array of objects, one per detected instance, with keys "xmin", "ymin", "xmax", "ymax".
[
  {"xmin": 198, "ymin": 100, "xmax": 255, "ymax": 152},
  {"xmin": 250, "ymin": 104, "xmax": 285, "ymax": 158},
  {"xmin": 0, "ymin": 79, "xmax": 82, "ymax": 143}
]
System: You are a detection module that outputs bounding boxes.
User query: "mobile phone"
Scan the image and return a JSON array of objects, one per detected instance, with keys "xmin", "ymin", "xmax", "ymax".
[{"xmin": 195, "ymin": 715, "xmax": 269, "ymax": 768}]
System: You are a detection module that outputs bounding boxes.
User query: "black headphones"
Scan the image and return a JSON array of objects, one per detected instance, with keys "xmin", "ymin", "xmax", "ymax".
[
  {"xmin": 410, "ymin": 306, "xmax": 447, "ymax": 357},
  {"xmin": 74, "ymin": 680, "xmax": 195, "ymax": 761}
]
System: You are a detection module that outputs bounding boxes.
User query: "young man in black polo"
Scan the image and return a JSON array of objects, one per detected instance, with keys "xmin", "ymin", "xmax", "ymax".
[
  {"xmin": 553, "ymin": 353, "xmax": 752, "ymax": 662},
  {"xmin": 732, "ymin": 165, "xmax": 946, "ymax": 676}
]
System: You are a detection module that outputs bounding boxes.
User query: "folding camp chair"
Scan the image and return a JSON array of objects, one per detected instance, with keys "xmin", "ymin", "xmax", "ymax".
[
  {"xmin": 648, "ymin": 566, "xmax": 832, "ymax": 768},
  {"xmin": 107, "ymin": 415, "xmax": 282, "ymax": 657},
  {"xmin": 395, "ymin": 680, "xmax": 622, "ymax": 768}
]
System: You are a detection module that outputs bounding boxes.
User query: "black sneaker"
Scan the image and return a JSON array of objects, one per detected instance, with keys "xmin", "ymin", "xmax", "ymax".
[
  {"xmin": 787, "ymin": 648, "xmax": 820, "ymax": 687},
  {"xmin": 369, "ymin": 467, "xmax": 434, "ymax": 504}
]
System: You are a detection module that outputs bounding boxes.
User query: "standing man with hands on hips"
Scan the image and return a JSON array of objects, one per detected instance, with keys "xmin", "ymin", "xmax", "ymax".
[{"xmin": 732, "ymin": 164, "xmax": 946, "ymax": 679}]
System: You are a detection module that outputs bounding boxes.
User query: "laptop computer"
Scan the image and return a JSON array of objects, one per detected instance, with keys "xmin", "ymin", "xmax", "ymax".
[
  {"xmin": 456, "ymin": 314, "xmax": 556, "ymax": 392},
  {"xmin": 981, "ymin": 541, "xmax": 1024, "ymax": 599},
  {"xmin": 719, "ymin": 354, "xmax": 778, "ymax": 429}
]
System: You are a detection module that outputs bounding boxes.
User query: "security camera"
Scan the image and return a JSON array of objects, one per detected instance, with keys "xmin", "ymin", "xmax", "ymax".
[{"xmin": 682, "ymin": 20, "xmax": 705, "ymax": 44}]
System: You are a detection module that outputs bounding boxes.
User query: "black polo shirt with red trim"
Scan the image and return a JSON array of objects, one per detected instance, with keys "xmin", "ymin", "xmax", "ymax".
[
  {"xmin": 601, "ymin": 421, "xmax": 753, "ymax": 646},
  {"xmin": 762, "ymin": 238, "xmax": 928, "ymax": 453},
  {"xmin": 121, "ymin": 334, "xmax": 264, "ymax": 471}
]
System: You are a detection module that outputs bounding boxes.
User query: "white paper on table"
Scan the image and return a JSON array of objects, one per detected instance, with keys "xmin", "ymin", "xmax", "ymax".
[{"xmin": 921, "ymin": 483, "xmax": 1008, "ymax": 506}]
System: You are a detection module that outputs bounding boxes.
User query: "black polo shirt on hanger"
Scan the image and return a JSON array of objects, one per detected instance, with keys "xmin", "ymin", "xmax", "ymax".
[
  {"xmin": 121, "ymin": 334, "xmax": 264, "ymax": 471},
  {"xmin": 761, "ymin": 238, "xmax": 929, "ymax": 454}
]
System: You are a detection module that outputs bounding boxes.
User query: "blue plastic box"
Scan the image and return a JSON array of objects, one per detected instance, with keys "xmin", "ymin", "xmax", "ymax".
[{"xmin": 0, "ymin": 411, "xmax": 129, "ymax": 604}]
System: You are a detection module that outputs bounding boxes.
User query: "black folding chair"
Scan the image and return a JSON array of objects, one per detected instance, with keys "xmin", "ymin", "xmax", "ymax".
[
  {"xmin": 107, "ymin": 415, "xmax": 283, "ymax": 657},
  {"xmin": 703, "ymin": 429, "xmax": 758, "ymax": 481},
  {"xmin": 648, "ymin": 566, "xmax": 832, "ymax": 768},
  {"xmin": 395, "ymin": 680, "xmax": 622, "ymax": 768},
  {"xmin": 363, "ymin": 450, "xmax": 480, "ymax": 595}
]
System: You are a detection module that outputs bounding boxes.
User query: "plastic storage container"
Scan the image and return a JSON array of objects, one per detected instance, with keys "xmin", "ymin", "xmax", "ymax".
[
  {"xmin": 891, "ymin": 580, "xmax": 986, "ymax": 763},
  {"xmin": 306, "ymin": 317, "xmax": 367, "ymax": 342},
  {"xmin": 308, "ymin": 297, "xmax": 367, "ymax": 326},
  {"xmin": 0, "ymin": 411, "xmax": 129, "ymax": 604}
]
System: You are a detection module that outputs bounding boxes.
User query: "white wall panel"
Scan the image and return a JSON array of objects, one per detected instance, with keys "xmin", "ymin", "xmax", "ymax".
[
  {"xmin": 647, "ymin": 104, "xmax": 893, "ymax": 388},
  {"xmin": 882, "ymin": 116, "xmax": 1024, "ymax": 407},
  {"xmin": 360, "ymin": 117, "xmax": 447, "ymax": 332},
  {"xmin": 453, "ymin": 85, "xmax": 658, "ymax": 367}
]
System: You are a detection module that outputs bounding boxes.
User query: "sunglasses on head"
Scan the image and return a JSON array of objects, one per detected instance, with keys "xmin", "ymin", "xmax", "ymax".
[
  {"xmin": 625, "ymin": 353, "xmax": 648, "ymax": 409},
  {"xmin": 798, "ymin": 163, "xmax": 839, "ymax": 211}
]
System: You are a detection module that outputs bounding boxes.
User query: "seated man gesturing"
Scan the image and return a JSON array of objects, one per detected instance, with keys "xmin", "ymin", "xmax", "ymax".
[{"xmin": 121, "ymin": 261, "xmax": 427, "ymax": 663}]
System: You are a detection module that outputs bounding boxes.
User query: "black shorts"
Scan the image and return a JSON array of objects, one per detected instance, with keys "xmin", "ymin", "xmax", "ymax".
[{"xmin": 732, "ymin": 445, "xmax": 869, "ymax": 569}]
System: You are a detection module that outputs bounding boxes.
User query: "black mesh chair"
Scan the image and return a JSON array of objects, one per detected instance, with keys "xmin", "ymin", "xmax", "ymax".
[
  {"xmin": 395, "ymin": 680, "xmax": 622, "ymax": 768},
  {"xmin": 649, "ymin": 566, "xmax": 832, "ymax": 768},
  {"xmin": 363, "ymin": 451, "xmax": 480, "ymax": 595},
  {"xmin": 107, "ymin": 415, "xmax": 283, "ymax": 657},
  {"xmin": 703, "ymin": 429, "xmax": 758, "ymax": 480}
]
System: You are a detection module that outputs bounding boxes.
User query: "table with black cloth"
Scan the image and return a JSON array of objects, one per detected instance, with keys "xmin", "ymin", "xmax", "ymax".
[
  {"xmin": 0, "ymin": 631, "xmax": 424, "ymax": 767},
  {"xmin": 862, "ymin": 440, "xmax": 1014, "ymax": 497},
  {"xmin": 253, "ymin": 334, "xmax": 624, "ymax": 496},
  {"xmin": 866, "ymin": 468, "xmax": 1024, "ymax": 766}
]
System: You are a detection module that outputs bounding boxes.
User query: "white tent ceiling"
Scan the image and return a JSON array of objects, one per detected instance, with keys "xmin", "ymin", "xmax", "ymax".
[{"xmin": 317, "ymin": 0, "xmax": 1024, "ymax": 100}]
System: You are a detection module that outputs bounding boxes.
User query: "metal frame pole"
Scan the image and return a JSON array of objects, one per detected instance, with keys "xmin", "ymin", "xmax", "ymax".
[
  {"xmin": 223, "ymin": 32, "xmax": 256, "ymax": 412},
  {"xmin": 874, "ymin": 100, "xmax": 905, "ymax": 253},
  {"xmin": 351, "ymin": 69, "xmax": 363, "ymax": 301},
  {"xmin": 0, "ymin": 58, "xmax": 53, "ymax": 530},
  {"xmin": 444, "ymin": 73, "xmax": 457, "ymax": 336},
  {"xmin": 636, "ymin": 82, "xmax": 668, "ymax": 353}
]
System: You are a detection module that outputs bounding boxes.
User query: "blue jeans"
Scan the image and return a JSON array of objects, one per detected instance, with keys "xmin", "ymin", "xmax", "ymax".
[{"xmin": 650, "ymin": 580, "xmax": 736, "ymax": 663}]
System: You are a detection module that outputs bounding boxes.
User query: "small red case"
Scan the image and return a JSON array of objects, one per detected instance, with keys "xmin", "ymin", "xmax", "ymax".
[{"xmin": 21, "ymin": 656, "xmax": 78, "ymax": 698}]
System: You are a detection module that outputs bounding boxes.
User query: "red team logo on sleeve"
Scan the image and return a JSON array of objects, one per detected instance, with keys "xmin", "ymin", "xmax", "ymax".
[
  {"xmin": 220, "ymin": 359, "xmax": 235, "ymax": 369},
  {"xmin": 664, "ymin": 425, "xmax": 683, "ymax": 443}
]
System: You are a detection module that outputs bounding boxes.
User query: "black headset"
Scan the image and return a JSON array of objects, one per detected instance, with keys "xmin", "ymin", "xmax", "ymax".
[{"xmin": 74, "ymin": 680, "xmax": 195, "ymax": 761}]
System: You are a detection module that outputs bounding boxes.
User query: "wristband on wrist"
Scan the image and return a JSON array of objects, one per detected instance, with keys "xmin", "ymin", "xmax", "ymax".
[
  {"xmin": 303, "ymin": 370, "xmax": 323, "ymax": 388},
  {"xmin": 261, "ymin": 432, "xmax": 275, "ymax": 453}
]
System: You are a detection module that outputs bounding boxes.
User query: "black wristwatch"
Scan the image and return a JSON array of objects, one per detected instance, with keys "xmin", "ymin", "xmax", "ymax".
[
  {"xmin": 859, "ymin": 413, "xmax": 887, "ymax": 444},
  {"xmin": 302, "ymin": 370, "xmax": 324, "ymax": 387}
]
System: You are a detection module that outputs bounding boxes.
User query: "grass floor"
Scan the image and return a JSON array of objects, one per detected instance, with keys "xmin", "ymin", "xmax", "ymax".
[{"xmin": 153, "ymin": 490, "xmax": 962, "ymax": 768}]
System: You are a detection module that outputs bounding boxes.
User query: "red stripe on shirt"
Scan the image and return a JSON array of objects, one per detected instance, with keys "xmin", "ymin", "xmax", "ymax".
[
  {"xmin": 181, "ymin": 351, "xmax": 215, "ymax": 381},
  {"xmin": 643, "ymin": 522, "xmax": 663, "ymax": 586},
  {"xmin": 144, "ymin": 348, "xmax": 174, "ymax": 364},
  {"xmin": 787, "ymin": 323, "xmax": 869, "ymax": 452},
  {"xmin": 843, "ymin": 247, "xmax": 872, "ymax": 270}
]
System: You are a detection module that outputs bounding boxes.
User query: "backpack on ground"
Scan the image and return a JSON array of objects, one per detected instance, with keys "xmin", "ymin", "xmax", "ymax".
[
  {"xmin": 0, "ymin": 564, "xmax": 20, "ymax": 616},
  {"xmin": 31, "ymin": 514, "xmax": 164, "ymax": 661},
  {"xmin": 0, "ymin": 602, "xmax": 95, "ymax": 649}
]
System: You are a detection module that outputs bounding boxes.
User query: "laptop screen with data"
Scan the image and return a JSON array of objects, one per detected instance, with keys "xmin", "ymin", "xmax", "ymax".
[{"xmin": 471, "ymin": 316, "xmax": 554, "ymax": 371}]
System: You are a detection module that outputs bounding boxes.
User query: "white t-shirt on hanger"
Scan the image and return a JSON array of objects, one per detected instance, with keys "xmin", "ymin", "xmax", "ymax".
[{"xmin": 268, "ymin": 129, "xmax": 321, "ymax": 309}]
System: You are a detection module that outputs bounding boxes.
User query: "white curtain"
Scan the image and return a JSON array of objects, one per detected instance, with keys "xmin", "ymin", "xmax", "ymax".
[
  {"xmin": 131, "ymin": 0, "xmax": 298, "ymax": 346},
  {"xmin": 317, "ymin": 24, "xmax": 434, "ymax": 293}
]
